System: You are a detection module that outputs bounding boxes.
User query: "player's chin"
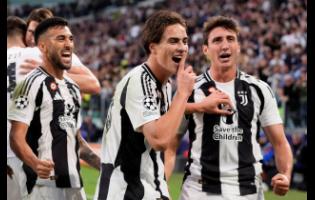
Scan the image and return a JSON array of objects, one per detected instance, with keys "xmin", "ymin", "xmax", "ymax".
[{"xmin": 61, "ymin": 63, "xmax": 72, "ymax": 70}]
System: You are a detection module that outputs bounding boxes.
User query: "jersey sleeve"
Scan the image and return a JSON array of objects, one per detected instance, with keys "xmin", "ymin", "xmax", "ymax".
[
  {"xmin": 259, "ymin": 82, "xmax": 283, "ymax": 127},
  {"xmin": 125, "ymin": 75, "xmax": 161, "ymax": 132},
  {"xmin": 7, "ymin": 78, "xmax": 39, "ymax": 126}
]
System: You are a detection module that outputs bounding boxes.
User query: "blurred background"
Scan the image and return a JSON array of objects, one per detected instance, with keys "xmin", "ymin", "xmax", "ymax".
[{"xmin": 8, "ymin": 0, "xmax": 307, "ymax": 199}]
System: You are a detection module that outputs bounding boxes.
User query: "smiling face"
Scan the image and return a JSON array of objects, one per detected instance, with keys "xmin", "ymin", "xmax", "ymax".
[
  {"xmin": 150, "ymin": 24, "xmax": 188, "ymax": 75},
  {"xmin": 203, "ymin": 27, "xmax": 240, "ymax": 71},
  {"xmin": 40, "ymin": 26, "xmax": 74, "ymax": 70}
]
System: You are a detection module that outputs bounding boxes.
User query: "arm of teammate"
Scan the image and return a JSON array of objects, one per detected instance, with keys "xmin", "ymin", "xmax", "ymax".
[
  {"xmin": 65, "ymin": 64, "xmax": 101, "ymax": 95},
  {"xmin": 10, "ymin": 121, "xmax": 54, "ymax": 179},
  {"xmin": 186, "ymin": 88, "xmax": 234, "ymax": 115},
  {"xmin": 20, "ymin": 55, "xmax": 101, "ymax": 94},
  {"xmin": 19, "ymin": 58, "xmax": 41, "ymax": 75},
  {"xmin": 142, "ymin": 55, "xmax": 196, "ymax": 151},
  {"xmin": 77, "ymin": 131, "xmax": 101, "ymax": 170},
  {"xmin": 263, "ymin": 124, "xmax": 293, "ymax": 196}
]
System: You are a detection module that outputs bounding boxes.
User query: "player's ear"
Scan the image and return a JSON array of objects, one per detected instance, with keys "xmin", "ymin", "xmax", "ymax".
[
  {"xmin": 37, "ymin": 39, "xmax": 47, "ymax": 53},
  {"xmin": 202, "ymin": 44, "xmax": 208, "ymax": 55},
  {"xmin": 149, "ymin": 43, "xmax": 157, "ymax": 55}
]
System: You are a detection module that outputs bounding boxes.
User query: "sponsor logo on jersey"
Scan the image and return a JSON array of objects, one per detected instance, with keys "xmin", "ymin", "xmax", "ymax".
[
  {"xmin": 58, "ymin": 103, "xmax": 77, "ymax": 130},
  {"xmin": 58, "ymin": 115, "xmax": 76, "ymax": 130},
  {"xmin": 213, "ymin": 125, "xmax": 243, "ymax": 141},
  {"xmin": 214, "ymin": 112, "xmax": 244, "ymax": 141}
]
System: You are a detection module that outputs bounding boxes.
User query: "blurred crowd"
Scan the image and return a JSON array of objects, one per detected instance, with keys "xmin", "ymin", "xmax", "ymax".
[{"xmin": 9, "ymin": 0, "xmax": 307, "ymax": 137}]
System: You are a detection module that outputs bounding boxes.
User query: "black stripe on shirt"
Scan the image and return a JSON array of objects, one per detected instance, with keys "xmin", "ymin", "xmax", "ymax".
[
  {"xmin": 115, "ymin": 78, "xmax": 146, "ymax": 199},
  {"xmin": 45, "ymin": 76, "xmax": 72, "ymax": 188},
  {"xmin": 249, "ymin": 84, "xmax": 264, "ymax": 115},
  {"xmin": 235, "ymin": 79, "xmax": 257, "ymax": 195},
  {"xmin": 249, "ymin": 83, "xmax": 265, "ymax": 142},
  {"xmin": 141, "ymin": 71, "xmax": 147, "ymax": 96},
  {"xmin": 150, "ymin": 150, "xmax": 169, "ymax": 199},
  {"xmin": 199, "ymin": 81, "xmax": 222, "ymax": 194},
  {"xmin": 97, "ymin": 163, "xmax": 114, "ymax": 200},
  {"xmin": 183, "ymin": 90, "xmax": 196, "ymax": 183},
  {"xmin": 24, "ymin": 82, "xmax": 43, "ymax": 193},
  {"xmin": 16, "ymin": 69, "xmax": 42, "ymax": 96}
]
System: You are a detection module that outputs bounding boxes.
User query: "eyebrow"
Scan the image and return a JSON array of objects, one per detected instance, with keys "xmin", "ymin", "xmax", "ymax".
[
  {"xmin": 167, "ymin": 36, "xmax": 188, "ymax": 41},
  {"xmin": 211, "ymin": 34, "xmax": 236, "ymax": 41}
]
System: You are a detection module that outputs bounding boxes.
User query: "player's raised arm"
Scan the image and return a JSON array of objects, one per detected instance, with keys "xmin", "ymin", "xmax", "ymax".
[
  {"xmin": 142, "ymin": 54, "xmax": 196, "ymax": 151},
  {"xmin": 65, "ymin": 53, "xmax": 101, "ymax": 94}
]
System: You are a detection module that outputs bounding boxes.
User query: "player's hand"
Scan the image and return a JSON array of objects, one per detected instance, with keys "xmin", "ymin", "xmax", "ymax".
[
  {"xmin": 7, "ymin": 165, "xmax": 14, "ymax": 179},
  {"xmin": 198, "ymin": 88, "xmax": 234, "ymax": 115},
  {"xmin": 271, "ymin": 173, "xmax": 290, "ymax": 196},
  {"xmin": 176, "ymin": 54, "xmax": 196, "ymax": 98},
  {"xmin": 35, "ymin": 159, "xmax": 55, "ymax": 179},
  {"xmin": 19, "ymin": 58, "xmax": 41, "ymax": 75}
]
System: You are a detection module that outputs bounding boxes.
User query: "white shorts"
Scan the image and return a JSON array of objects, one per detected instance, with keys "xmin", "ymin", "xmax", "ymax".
[
  {"xmin": 179, "ymin": 176, "xmax": 264, "ymax": 200},
  {"xmin": 27, "ymin": 185, "xmax": 87, "ymax": 200},
  {"xmin": 7, "ymin": 157, "xmax": 28, "ymax": 199}
]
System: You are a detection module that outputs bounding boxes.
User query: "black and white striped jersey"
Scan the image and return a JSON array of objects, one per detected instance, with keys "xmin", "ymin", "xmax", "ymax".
[
  {"xmin": 7, "ymin": 47, "xmax": 42, "ymax": 158},
  {"xmin": 182, "ymin": 70, "xmax": 282, "ymax": 195},
  {"xmin": 94, "ymin": 63, "xmax": 171, "ymax": 200},
  {"xmin": 8, "ymin": 67, "xmax": 83, "ymax": 193},
  {"xmin": 7, "ymin": 47, "xmax": 84, "ymax": 159}
]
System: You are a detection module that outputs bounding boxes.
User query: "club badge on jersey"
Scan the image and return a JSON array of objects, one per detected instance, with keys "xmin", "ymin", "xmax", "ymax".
[{"xmin": 237, "ymin": 90, "xmax": 248, "ymax": 106}]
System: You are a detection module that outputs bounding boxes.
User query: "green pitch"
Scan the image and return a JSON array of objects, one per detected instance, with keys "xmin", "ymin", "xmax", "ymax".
[{"xmin": 81, "ymin": 166, "xmax": 306, "ymax": 200}]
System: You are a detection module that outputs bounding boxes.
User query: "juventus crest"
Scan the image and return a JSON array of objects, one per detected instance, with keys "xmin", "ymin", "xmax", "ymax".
[{"xmin": 237, "ymin": 91, "xmax": 248, "ymax": 106}]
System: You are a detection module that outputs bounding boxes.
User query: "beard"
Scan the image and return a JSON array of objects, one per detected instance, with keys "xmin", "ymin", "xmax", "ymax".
[{"xmin": 48, "ymin": 50, "xmax": 72, "ymax": 70}]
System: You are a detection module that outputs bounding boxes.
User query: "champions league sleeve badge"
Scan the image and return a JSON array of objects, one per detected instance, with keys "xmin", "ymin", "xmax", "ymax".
[
  {"xmin": 14, "ymin": 95, "xmax": 29, "ymax": 109},
  {"xmin": 143, "ymin": 96, "xmax": 157, "ymax": 111}
]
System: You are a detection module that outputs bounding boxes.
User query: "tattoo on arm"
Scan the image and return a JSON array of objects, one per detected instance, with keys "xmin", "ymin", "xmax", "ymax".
[{"xmin": 78, "ymin": 133, "xmax": 101, "ymax": 171}]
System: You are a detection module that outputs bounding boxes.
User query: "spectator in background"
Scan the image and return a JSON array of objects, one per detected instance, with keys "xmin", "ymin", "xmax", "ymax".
[
  {"xmin": 289, "ymin": 132, "xmax": 307, "ymax": 191},
  {"xmin": 281, "ymin": 74, "xmax": 302, "ymax": 129},
  {"xmin": 80, "ymin": 115, "xmax": 103, "ymax": 142}
]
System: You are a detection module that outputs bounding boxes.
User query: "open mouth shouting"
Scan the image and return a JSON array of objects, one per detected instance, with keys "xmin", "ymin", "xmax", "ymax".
[
  {"xmin": 172, "ymin": 55, "xmax": 182, "ymax": 64},
  {"xmin": 219, "ymin": 52, "xmax": 231, "ymax": 62},
  {"xmin": 61, "ymin": 50, "xmax": 72, "ymax": 64}
]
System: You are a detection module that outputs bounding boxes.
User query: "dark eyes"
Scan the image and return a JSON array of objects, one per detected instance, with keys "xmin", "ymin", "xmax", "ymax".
[
  {"xmin": 56, "ymin": 36, "xmax": 73, "ymax": 42},
  {"xmin": 168, "ymin": 38, "xmax": 188, "ymax": 45},
  {"xmin": 212, "ymin": 37, "xmax": 235, "ymax": 43}
]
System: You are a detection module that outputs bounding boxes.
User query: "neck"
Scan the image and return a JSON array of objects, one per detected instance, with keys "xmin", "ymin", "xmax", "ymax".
[
  {"xmin": 146, "ymin": 57, "xmax": 170, "ymax": 84},
  {"xmin": 209, "ymin": 65, "xmax": 237, "ymax": 82},
  {"xmin": 7, "ymin": 37, "xmax": 25, "ymax": 48},
  {"xmin": 42, "ymin": 57, "xmax": 64, "ymax": 80}
]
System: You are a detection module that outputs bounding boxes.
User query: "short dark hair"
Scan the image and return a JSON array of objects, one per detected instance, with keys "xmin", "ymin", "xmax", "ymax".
[
  {"xmin": 203, "ymin": 16, "xmax": 239, "ymax": 45},
  {"xmin": 7, "ymin": 16, "xmax": 27, "ymax": 37},
  {"xmin": 141, "ymin": 10, "xmax": 187, "ymax": 55},
  {"xmin": 26, "ymin": 8, "xmax": 53, "ymax": 28},
  {"xmin": 34, "ymin": 17, "xmax": 68, "ymax": 45}
]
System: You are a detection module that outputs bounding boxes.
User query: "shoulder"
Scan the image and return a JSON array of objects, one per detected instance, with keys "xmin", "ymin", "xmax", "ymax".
[
  {"xmin": 194, "ymin": 73, "xmax": 208, "ymax": 89},
  {"xmin": 13, "ymin": 68, "xmax": 47, "ymax": 98},
  {"xmin": 239, "ymin": 71, "xmax": 274, "ymax": 97}
]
